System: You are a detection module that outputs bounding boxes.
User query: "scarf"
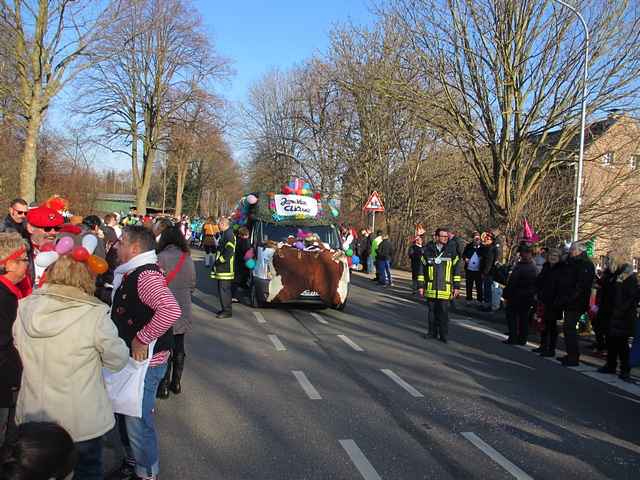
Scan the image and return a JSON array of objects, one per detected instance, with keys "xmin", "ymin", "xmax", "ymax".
[{"xmin": 111, "ymin": 250, "xmax": 158, "ymax": 302}]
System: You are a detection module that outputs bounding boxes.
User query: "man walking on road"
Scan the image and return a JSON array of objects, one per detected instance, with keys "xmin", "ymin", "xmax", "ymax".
[
  {"xmin": 556, "ymin": 241, "xmax": 595, "ymax": 366},
  {"xmin": 418, "ymin": 227, "xmax": 463, "ymax": 343},
  {"xmin": 211, "ymin": 217, "xmax": 236, "ymax": 318}
]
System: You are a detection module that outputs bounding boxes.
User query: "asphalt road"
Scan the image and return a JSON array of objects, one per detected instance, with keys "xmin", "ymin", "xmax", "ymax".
[{"xmin": 151, "ymin": 251, "xmax": 640, "ymax": 480}]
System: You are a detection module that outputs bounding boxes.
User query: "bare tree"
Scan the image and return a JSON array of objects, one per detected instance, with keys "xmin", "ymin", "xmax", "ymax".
[
  {"xmin": 387, "ymin": 0, "xmax": 640, "ymax": 234},
  {"xmin": 77, "ymin": 0, "xmax": 231, "ymax": 213},
  {"xmin": 0, "ymin": 0, "xmax": 120, "ymax": 202}
]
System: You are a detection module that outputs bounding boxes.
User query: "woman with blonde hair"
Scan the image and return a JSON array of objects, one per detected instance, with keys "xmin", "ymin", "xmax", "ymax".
[
  {"xmin": 13, "ymin": 239, "xmax": 128, "ymax": 480},
  {"xmin": 0, "ymin": 233, "xmax": 30, "ymax": 448}
]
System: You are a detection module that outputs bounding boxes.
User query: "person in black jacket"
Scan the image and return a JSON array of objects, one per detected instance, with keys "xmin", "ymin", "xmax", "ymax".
[
  {"xmin": 233, "ymin": 226, "xmax": 251, "ymax": 299},
  {"xmin": 0, "ymin": 233, "xmax": 30, "ymax": 448},
  {"xmin": 462, "ymin": 232, "xmax": 483, "ymax": 303},
  {"xmin": 376, "ymin": 234, "xmax": 393, "ymax": 286},
  {"xmin": 502, "ymin": 244, "xmax": 538, "ymax": 345},
  {"xmin": 592, "ymin": 256, "xmax": 617, "ymax": 353},
  {"xmin": 360, "ymin": 229, "xmax": 372, "ymax": 273},
  {"xmin": 408, "ymin": 236, "xmax": 424, "ymax": 294},
  {"xmin": 0, "ymin": 199, "xmax": 29, "ymax": 241},
  {"xmin": 598, "ymin": 263, "xmax": 639, "ymax": 381},
  {"xmin": 555, "ymin": 241, "xmax": 596, "ymax": 366},
  {"xmin": 480, "ymin": 233, "xmax": 499, "ymax": 311},
  {"xmin": 535, "ymin": 248, "xmax": 563, "ymax": 356}
]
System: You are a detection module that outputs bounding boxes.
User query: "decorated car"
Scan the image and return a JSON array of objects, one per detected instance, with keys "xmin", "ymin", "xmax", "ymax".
[{"xmin": 231, "ymin": 179, "xmax": 349, "ymax": 310}]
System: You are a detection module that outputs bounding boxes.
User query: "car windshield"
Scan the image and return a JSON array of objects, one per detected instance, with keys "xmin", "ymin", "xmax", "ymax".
[{"xmin": 260, "ymin": 223, "xmax": 340, "ymax": 250}]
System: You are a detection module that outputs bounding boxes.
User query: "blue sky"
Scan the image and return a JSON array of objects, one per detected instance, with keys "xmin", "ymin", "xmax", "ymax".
[{"xmin": 195, "ymin": 0, "xmax": 375, "ymax": 105}]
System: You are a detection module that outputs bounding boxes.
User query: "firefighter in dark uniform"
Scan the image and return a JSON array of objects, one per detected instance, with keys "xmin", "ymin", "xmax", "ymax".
[
  {"xmin": 211, "ymin": 217, "xmax": 236, "ymax": 318},
  {"xmin": 418, "ymin": 227, "xmax": 463, "ymax": 343}
]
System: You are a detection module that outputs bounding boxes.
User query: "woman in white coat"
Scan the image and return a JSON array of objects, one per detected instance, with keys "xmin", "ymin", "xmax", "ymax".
[{"xmin": 13, "ymin": 252, "xmax": 128, "ymax": 480}]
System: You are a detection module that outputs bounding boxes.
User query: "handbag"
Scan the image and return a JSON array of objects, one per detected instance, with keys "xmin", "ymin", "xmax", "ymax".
[{"xmin": 103, "ymin": 340, "xmax": 157, "ymax": 418}]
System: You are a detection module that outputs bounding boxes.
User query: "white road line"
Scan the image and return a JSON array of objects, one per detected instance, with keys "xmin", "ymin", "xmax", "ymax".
[
  {"xmin": 253, "ymin": 311, "xmax": 266, "ymax": 324},
  {"xmin": 268, "ymin": 335, "xmax": 286, "ymax": 351},
  {"xmin": 337, "ymin": 334, "xmax": 365, "ymax": 352},
  {"xmin": 311, "ymin": 312, "xmax": 328, "ymax": 324},
  {"xmin": 339, "ymin": 439, "xmax": 382, "ymax": 480},
  {"xmin": 292, "ymin": 371, "xmax": 322, "ymax": 400},
  {"xmin": 381, "ymin": 369, "xmax": 424, "ymax": 398},
  {"xmin": 461, "ymin": 432, "xmax": 533, "ymax": 480}
]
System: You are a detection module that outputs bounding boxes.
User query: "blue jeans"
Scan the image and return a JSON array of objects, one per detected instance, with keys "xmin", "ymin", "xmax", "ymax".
[
  {"xmin": 377, "ymin": 260, "xmax": 391, "ymax": 285},
  {"xmin": 74, "ymin": 435, "xmax": 104, "ymax": 480},
  {"xmin": 482, "ymin": 276, "xmax": 493, "ymax": 306},
  {"xmin": 367, "ymin": 256, "xmax": 375, "ymax": 276},
  {"xmin": 119, "ymin": 363, "xmax": 167, "ymax": 478}
]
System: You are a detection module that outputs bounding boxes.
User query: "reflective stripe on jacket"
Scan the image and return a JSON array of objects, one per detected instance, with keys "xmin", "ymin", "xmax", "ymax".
[
  {"xmin": 211, "ymin": 229, "xmax": 236, "ymax": 281},
  {"xmin": 417, "ymin": 241, "xmax": 462, "ymax": 300}
]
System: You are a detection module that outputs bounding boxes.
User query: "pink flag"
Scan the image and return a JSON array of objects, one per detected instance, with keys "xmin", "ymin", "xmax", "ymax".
[{"xmin": 522, "ymin": 218, "xmax": 540, "ymax": 243}]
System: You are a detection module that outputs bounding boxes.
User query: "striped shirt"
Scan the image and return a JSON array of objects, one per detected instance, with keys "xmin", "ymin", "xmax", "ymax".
[{"xmin": 135, "ymin": 269, "xmax": 181, "ymax": 366}]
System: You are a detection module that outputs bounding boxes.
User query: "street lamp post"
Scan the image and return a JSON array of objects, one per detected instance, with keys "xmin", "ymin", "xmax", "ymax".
[{"xmin": 552, "ymin": 0, "xmax": 590, "ymax": 242}]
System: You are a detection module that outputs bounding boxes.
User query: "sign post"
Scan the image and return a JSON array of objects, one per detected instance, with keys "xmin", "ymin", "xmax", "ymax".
[{"xmin": 363, "ymin": 191, "xmax": 385, "ymax": 232}]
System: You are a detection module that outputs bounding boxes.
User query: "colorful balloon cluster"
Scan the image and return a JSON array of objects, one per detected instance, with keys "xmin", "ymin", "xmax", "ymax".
[
  {"xmin": 36, "ymin": 234, "xmax": 107, "ymax": 275},
  {"xmin": 244, "ymin": 248, "xmax": 256, "ymax": 270},
  {"xmin": 231, "ymin": 194, "xmax": 259, "ymax": 226}
]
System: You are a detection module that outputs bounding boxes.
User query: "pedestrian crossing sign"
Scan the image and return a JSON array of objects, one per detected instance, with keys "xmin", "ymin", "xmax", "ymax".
[{"xmin": 363, "ymin": 191, "xmax": 385, "ymax": 212}]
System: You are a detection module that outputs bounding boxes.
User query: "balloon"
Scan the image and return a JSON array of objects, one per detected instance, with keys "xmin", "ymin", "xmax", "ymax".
[
  {"xmin": 55, "ymin": 236, "xmax": 75, "ymax": 255},
  {"xmin": 87, "ymin": 255, "xmax": 108, "ymax": 275},
  {"xmin": 244, "ymin": 249, "xmax": 255, "ymax": 260},
  {"xmin": 352, "ymin": 255, "xmax": 360, "ymax": 265},
  {"xmin": 295, "ymin": 189, "xmax": 303, "ymax": 196},
  {"xmin": 247, "ymin": 194, "xmax": 258, "ymax": 205},
  {"xmin": 245, "ymin": 258, "xmax": 256, "ymax": 270},
  {"xmin": 40, "ymin": 242, "xmax": 55, "ymax": 252},
  {"xmin": 345, "ymin": 248, "xmax": 353, "ymax": 257},
  {"xmin": 303, "ymin": 183, "xmax": 311, "ymax": 190},
  {"xmin": 313, "ymin": 192, "xmax": 322, "ymax": 200},
  {"xmin": 71, "ymin": 246, "xmax": 90, "ymax": 262},
  {"xmin": 81, "ymin": 234, "xmax": 98, "ymax": 254},
  {"xmin": 35, "ymin": 251, "xmax": 59, "ymax": 268},
  {"xmin": 294, "ymin": 241, "xmax": 305, "ymax": 250},
  {"xmin": 330, "ymin": 207, "xmax": 339, "ymax": 217},
  {"xmin": 282, "ymin": 186, "xmax": 292, "ymax": 194}
]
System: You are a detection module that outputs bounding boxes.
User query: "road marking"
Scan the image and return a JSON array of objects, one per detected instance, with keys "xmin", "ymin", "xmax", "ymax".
[
  {"xmin": 311, "ymin": 312, "xmax": 328, "ymax": 324},
  {"xmin": 338, "ymin": 334, "xmax": 364, "ymax": 352},
  {"xmin": 381, "ymin": 369, "xmax": 424, "ymax": 397},
  {"xmin": 268, "ymin": 335, "xmax": 286, "ymax": 351},
  {"xmin": 292, "ymin": 371, "xmax": 322, "ymax": 400},
  {"xmin": 339, "ymin": 439, "xmax": 382, "ymax": 480},
  {"xmin": 461, "ymin": 432, "xmax": 533, "ymax": 480},
  {"xmin": 253, "ymin": 312, "xmax": 266, "ymax": 324}
]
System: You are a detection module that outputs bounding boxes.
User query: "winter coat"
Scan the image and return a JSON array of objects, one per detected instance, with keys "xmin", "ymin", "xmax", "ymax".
[
  {"xmin": 371, "ymin": 236, "xmax": 383, "ymax": 261},
  {"xmin": 480, "ymin": 244, "xmax": 498, "ymax": 276},
  {"xmin": 596, "ymin": 269, "xmax": 617, "ymax": 318},
  {"xmin": 609, "ymin": 269, "xmax": 639, "ymax": 337},
  {"xmin": 418, "ymin": 241, "xmax": 463, "ymax": 300},
  {"xmin": 553, "ymin": 253, "xmax": 595, "ymax": 313},
  {"xmin": 377, "ymin": 239, "xmax": 393, "ymax": 261},
  {"xmin": 158, "ymin": 245, "xmax": 196, "ymax": 335},
  {"xmin": 0, "ymin": 280, "xmax": 22, "ymax": 407},
  {"xmin": 536, "ymin": 261, "xmax": 562, "ymax": 306},
  {"xmin": 503, "ymin": 260, "xmax": 538, "ymax": 307},
  {"xmin": 234, "ymin": 236, "xmax": 252, "ymax": 287},
  {"xmin": 462, "ymin": 243, "xmax": 483, "ymax": 271},
  {"xmin": 359, "ymin": 235, "xmax": 372, "ymax": 257},
  {"xmin": 408, "ymin": 244, "xmax": 424, "ymax": 274},
  {"xmin": 13, "ymin": 284, "xmax": 128, "ymax": 442},
  {"xmin": 0, "ymin": 215, "xmax": 28, "ymax": 240}
]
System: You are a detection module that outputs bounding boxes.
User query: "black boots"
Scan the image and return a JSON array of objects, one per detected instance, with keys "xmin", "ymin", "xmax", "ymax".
[
  {"xmin": 156, "ymin": 359, "xmax": 172, "ymax": 399},
  {"xmin": 170, "ymin": 353, "xmax": 185, "ymax": 394}
]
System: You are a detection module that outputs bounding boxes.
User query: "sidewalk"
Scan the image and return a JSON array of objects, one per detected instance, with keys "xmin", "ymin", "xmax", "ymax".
[{"xmin": 354, "ymin": 268, "xmax": 638, "ymax": 380}]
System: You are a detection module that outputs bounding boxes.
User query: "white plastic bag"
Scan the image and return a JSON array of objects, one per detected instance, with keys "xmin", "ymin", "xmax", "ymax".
[{"xmin": 103, "ymin": 340, "xmax": 156, "ymax": 418}]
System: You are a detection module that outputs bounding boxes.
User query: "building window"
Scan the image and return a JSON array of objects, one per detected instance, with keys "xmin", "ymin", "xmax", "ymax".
[
  {"xmin": 603, "ymin": 151, "xmax": 614, "ymax": 165},
  {"xmin": 631, "ymin": 154, "xmax": 640, "ymax": 170}
]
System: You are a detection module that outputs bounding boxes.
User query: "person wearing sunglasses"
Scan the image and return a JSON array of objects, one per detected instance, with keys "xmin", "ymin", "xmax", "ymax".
[
  {"xmin": 0, "ymin": 232, "xmax": 30, "ymax": 448},
  {"xmin": 25, "ymin": 207, "xmax": 64, "ymax": 287},
  {"xmin": 0, "ymin": 198, "xmax": 29, "ymax": 240}
]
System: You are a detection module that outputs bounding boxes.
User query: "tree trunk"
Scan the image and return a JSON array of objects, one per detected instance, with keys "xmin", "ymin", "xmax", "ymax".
[
  {"xmin": 174, "ymin": 163, "xmax": 187, "ymax": 218},
  {"xmin": 136, "ymin": 142, "xmax": 156, "ymax": 215},
  {"xmin": 19, "ymin": 108, "xmax": 43, "ymax": 203}
]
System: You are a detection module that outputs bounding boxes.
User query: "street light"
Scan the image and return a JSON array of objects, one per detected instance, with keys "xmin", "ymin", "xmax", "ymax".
[{"xmin": 552, "ymin": 0, "xmax": 590, "ymax": 242}]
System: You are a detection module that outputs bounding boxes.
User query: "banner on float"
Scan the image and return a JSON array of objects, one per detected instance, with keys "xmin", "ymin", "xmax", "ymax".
[{"xmin": 274, "ymin": 194, "xmax": 319, "ymax": 217}]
